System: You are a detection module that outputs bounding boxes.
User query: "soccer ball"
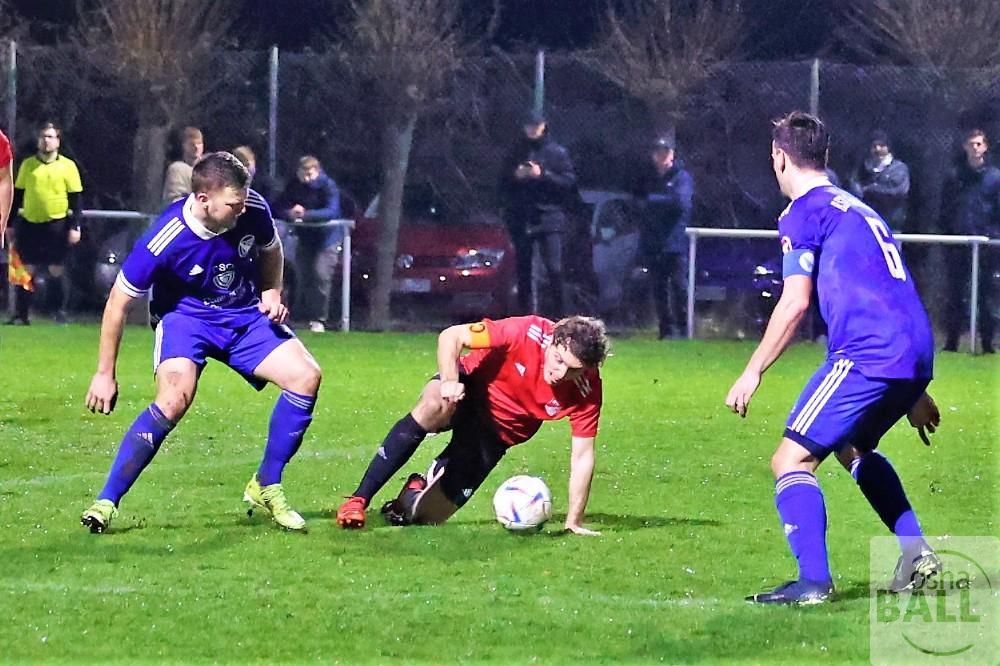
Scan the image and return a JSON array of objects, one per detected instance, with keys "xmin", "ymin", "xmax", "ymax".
[{"xmin": 493, "ymin": 475, "xmax": 553, "ymax": 531}]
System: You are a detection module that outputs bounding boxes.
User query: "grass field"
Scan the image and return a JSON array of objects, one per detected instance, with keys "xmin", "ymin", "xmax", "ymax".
[{"xmin": 0, "ymin": 323, "xmax": 996, "ymax": 664}]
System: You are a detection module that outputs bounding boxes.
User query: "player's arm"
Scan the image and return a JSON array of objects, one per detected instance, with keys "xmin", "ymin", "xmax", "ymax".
[
  {"xmin": 86, "ymin": 286, "xmax": 138, "ymax": 415},
  {"xmin": 0, "ymin": 164, "xmax": 11, "ymax": 249},
  {"xmin": 256, "ymin": 234, "xmax": 288, "ymax": 323},
  {"xmin": 565, "ymin": 435, "xmax": 600, "ymax": 536},
  {"xmin": 435, "ymin": 324, "xmax": 477, "ymax": 403},
  {"xmin": 726, "ymin": 274, "xmax": 812, "ymax": 418}
]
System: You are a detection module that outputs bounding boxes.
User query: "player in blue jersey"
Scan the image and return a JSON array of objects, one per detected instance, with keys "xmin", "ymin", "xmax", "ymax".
[
  {"xmin": 80, "ymin": 152, "xmax": 322, "ymax": 533},
  {"xmin": 726, "ymin": 112, "xmax": 942, "ymax": 604}
]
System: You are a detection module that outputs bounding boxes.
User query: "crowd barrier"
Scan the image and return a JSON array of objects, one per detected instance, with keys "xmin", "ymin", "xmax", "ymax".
[{"xmin": 685, "ymin": 227, "xmax": 1000, "ymax": 354}]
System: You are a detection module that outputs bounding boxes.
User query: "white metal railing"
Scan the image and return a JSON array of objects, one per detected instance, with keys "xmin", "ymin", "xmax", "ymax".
[
  {"xmin": 78, "ymin": 210, "xmax": 356, "ymax": 332},
  {"xmin": 685, "ymin": 227, "xmax": 1000, "ymax": 354}
]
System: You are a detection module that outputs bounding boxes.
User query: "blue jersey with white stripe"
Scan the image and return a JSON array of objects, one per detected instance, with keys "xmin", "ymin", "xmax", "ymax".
[
  {"xmin": 116, "ymin": 189, "xmax": 278, "ymax": 328},
  {"xmin": 778, "ymin": 181, "xmax": 934, "ymax": 379}
]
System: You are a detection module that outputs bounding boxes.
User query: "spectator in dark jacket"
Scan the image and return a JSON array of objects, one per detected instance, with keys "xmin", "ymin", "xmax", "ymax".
[
  {"xmin": 498, "ymin": 110, "xmax": 577, "ymax": 317},
  {"xmin": 850, "ymin": 130, "xmax": 910, "ymax": 233},
  {"xmin": 941, "ymin": 128, "xmax": 1000, "ymax": 353},
  {"xmin": 640, "ymin": 136, "xmax": 694, "ymax": 339},
  {"xmin": 275, "ymin": 155, "xmax": 343, "ymax": 333}
]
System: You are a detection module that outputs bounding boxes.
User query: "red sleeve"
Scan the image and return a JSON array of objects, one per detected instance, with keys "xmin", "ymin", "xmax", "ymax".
[
  {"xmin": 568, "ymin": 372, "xmax": 602, "ymax": 438},
  {"xmin": 0, "ymin": 131, "xmax": 12, "ymax": 170},
  {"xmin": 480, "ymin": 315, "xmax": 547, "ymax": 350}
]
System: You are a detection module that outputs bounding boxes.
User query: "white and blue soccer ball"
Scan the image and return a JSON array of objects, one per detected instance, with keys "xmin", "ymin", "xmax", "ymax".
[{"xmin": 493, "ymin": 475, "xmax": 552, "ymax": 532}]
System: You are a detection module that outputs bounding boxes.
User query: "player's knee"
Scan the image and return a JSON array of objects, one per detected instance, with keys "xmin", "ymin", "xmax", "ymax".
[
  {"xmin": 412, "ymin": 394, "xmax": 455, "ymax": 432},
  {"xmin": 155, "ymin": 388, "xmax": 194, "ymax": 421}
]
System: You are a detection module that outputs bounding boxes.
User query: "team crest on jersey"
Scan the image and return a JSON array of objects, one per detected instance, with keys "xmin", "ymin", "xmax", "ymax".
[
  {"xmin": 544, "ymin": 399, "xmax": 561, "ymax": 416},
  {"xmin": 213, "ymin": 262, "xmax": 236, "ymax": 290},
  {"xmin": 238, "ymin": 235, "xmax": 255, "ymax": 258},
  {"xmin": 780, "ymin": 235, "xmax": 793, "ymax": 254}
]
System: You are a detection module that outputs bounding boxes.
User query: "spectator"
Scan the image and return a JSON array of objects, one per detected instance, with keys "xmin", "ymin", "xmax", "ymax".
[
  {"xmin": 232, "ymin": 145, "xmax": 279, "ymax": 206},
  {"xmin": 941, "ymin": 128, "xmax": 1000, "ymax": 353},
  {"xmin": 498, "ymin": 110, "xmax": 577, "ymax": 317},
  {"xmin": 849, "ymin": 130, "xmax": 911, "ymax": 233},
  {"xmin": 275, "ymin": 155, "xmax": 343, "ymax": 333},
  {"xmin": 162, "ymin": 126, "xmax": 204, "ymax": 204},
  {"xmin": 640, "ymin": 136, "xmax": 694, "ymax": 339},
  {"xmin": 7, "ymin": 121, "xmax": 83, "ymax": 325}
]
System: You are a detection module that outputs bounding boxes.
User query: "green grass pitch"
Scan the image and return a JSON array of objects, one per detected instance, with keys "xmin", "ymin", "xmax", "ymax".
[{"xmin": 1, "ymin": 324, "xmax": 996, "ymax": 664}]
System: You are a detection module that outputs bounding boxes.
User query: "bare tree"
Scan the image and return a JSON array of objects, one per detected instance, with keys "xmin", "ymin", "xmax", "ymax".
[
  {"xmin": 582, "ymin": 0, "xmax": 744, "ymax": 140},
  {"xmin": 336, "ymin": 0, "xmax": 467, "ymax": 330},
  {"xmin": 74, "ymin": 0, "xmax": 239, "ymax": 211}
]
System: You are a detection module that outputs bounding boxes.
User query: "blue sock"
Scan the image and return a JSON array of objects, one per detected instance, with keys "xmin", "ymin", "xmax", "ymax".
[
  {"xmin": 98, "ymin": 404, "xmax": 175, "ymax": 505},
  {"xmin": 257, "ymin": 390, "xmax": 316, "ymax": 486},
  {"xmin": 851, "ymin": 452, "xmax": 924, "ymax": 552},
  {"xmin": 774, "ymin": 471, "xmax": 831, "ymax": 583}
]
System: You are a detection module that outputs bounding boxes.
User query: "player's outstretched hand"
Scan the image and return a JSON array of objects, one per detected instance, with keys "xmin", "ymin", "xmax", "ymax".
[
  {"xmin": 86, "ymin": 372, "xmax": 119, "ymax": 415},
  {"xmin": 906, "ymin": 391, "xmax": 941, "ymax": 446},
  {"xmin": 258, "ymin": 288, "xmax": 288, "ymax": 324},
  {"xmin": 726, "ymin": 370, "xmax": 761, "ymax": 418},
  {"xmin": 564, "ymin": 523, "xmax": 601, "ymax": 536},
  {"xmin": 438, "ymin": 379, "xmax": 465, "ymax": 403}
]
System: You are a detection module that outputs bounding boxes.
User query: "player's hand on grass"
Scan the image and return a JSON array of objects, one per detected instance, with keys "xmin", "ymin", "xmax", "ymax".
[
  {"xmin": 726, "ymin": 370, "xmax": 761, "ymax": 418},
  {"xmin": 438, "ymin": 379, "xmax": 465, "ymax": 403},
  {"xmin": 258, "ymin": 289, "xmax": 288, "ymax": 324},
  {"xmin": 564, "ymin": 523, "xmax": 601, "ymax": 536},
  {"xmin": 906, "ymin": 391, "xmax": 940, "ymax": 446},
  {"xmin": 86, "ymin": 372, "xmax": 119, "ymax": 415}
]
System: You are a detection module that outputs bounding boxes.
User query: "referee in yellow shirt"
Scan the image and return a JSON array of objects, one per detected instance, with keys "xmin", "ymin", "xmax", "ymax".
[{"xmin": 8, "ymin": 121, "xmax": 83, "ymax": 325}]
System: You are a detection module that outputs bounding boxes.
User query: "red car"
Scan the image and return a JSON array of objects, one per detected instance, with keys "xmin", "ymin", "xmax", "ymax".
[{"xmin": 352, "ymin": 185, "xmax": 517, "ymax": 319}]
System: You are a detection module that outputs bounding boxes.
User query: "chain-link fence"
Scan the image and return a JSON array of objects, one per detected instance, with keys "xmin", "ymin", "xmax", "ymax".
[{"xmin": 2, "ymin": 43, "xmax": 997, "ymax": 342}]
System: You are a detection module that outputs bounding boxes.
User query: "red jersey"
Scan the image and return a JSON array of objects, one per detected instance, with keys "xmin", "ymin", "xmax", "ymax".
[
  {"xmin": 0, "ymin": 130, "xmax": 11, "ymax": 170},
  {"xmin": 459, "ymin": 315, "xmax": 602, "ymax": 446}
]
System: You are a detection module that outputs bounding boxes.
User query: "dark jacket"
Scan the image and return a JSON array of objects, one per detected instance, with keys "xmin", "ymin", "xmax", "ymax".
[
  {"xmin": 942, "ymin": 159, "xmax": 1000, "ymax": 237},
  {"xmin": 275, "ymin": 170, "xmax": 343, "ymax": 248},
  {"xmin": 641, "ymin": 161, "xmax": 694, "ymax": 257},
  {"xmin": 498, "ymin": 133, "xmax": 577, "ymax": 235},
  {"xmin": 849, "ymin": 155, "xmax": 910, "ymax": 232}
]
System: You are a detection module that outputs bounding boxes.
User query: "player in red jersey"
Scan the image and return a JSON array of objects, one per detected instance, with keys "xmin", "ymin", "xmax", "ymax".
[
  {"xmin": 0, "ymin": 129, "xmax": 13, "ymax": 248},
  {"xmin": 336, "ymin": 315, "xmax": 609, "ymax": 534}
]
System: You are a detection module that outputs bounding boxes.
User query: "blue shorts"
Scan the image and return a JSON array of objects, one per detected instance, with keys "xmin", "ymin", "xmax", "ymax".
[
  {"xmin": 154, "ymin": 311, "xmax": 296, "ymax": 390},
  {"xmin": 784, "ymin": 358, "xmax": 930, "ymax": 459}
]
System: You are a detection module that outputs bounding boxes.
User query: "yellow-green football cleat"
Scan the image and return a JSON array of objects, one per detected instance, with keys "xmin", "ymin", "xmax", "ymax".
[
  {"xmin": 243, "ymin": 474, "xmax": 306, "ymax": 531},
  {"xmin": 81, "ymin": 499, "xmax": 118, "ymax": 534}
]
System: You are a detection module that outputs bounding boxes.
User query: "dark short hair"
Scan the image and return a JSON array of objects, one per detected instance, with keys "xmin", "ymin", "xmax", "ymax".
[
  {"xmin": 772, "ymin": 111, "xmax": 829, "ymax": 170},
  {"xmin": 191, "ymin": 152, "xmax": 250, "ymax": 193},
  {"xmin": 552, "ymin": 316, "xmax": 610, "ymax": 368},
  {"xmin": 38, "ymin": 121, "xmax": 61, "ymax": 138},
  {"xmin": 870, "ymin": 130, "xmax": 889, "ymax": 147},
  {"xmin": 965, "ymin": 128, "xmax": 989, "ymax": 144}
]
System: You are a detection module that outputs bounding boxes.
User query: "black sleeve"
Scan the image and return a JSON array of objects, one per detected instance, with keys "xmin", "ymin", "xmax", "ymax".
[
  {"xmin": 67, "ymin": 191, "xmax": 83, "ymax": 230},
  {"xmin": 12, "ymin": 187, "xmax": 23, "ymax": 215}
]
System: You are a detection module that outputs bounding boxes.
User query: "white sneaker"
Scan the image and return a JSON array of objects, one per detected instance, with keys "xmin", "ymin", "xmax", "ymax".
[{"xmin": 308, "ymin": 321, "xmax": 325, "ymax": 333}]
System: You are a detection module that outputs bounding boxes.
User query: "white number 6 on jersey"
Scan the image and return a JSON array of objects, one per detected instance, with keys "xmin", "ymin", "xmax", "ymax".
[{"xmin": 865, "ymin": 216, "xmax": 906, "ymax": 281}]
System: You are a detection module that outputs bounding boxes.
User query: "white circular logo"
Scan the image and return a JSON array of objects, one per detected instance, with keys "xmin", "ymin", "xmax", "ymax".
[{"xmin": 799, "ymin": 251, "xmax": 815, "ymax": 273}]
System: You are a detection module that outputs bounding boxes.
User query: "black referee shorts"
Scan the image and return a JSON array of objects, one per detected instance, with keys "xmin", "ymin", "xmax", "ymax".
[{"xmin": 13, "ymin": 217, "xmax": 72, "ymax": 265}]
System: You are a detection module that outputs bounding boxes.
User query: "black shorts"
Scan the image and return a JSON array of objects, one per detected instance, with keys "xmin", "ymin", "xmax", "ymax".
[
  {"xmin": 13, "ymin": 217, "xmax": 72, "ymax": 265},
  {"xmin": 432, "ymin": 398, "xmax": 509, "ymax": 508}
]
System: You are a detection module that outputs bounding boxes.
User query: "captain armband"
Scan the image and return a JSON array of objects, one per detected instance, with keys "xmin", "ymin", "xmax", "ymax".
[
  {"xmin": 782, "ymin": 248, "xmax": 816, "ymax": 279},
  {"xmin": 466, "ymin": 322, "xmax": 492, "ymax": 349}
]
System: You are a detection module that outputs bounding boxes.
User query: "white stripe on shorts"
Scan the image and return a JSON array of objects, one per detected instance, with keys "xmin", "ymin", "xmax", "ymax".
[{"xmin": 790, "ymin": 359, "xmax": 854, "ymax": 435}]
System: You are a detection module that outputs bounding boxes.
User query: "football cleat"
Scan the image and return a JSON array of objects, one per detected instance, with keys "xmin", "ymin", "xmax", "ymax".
[
  {"xmin": 889, "ymin": 546, "xmax": 942, "ymax": 592},
  {"xmin": 746, "ymin": 578, "xmax": 834, "ymax": 605},
  {"xmin": 379, "ymin": 473, "xmax": 427, "ymax": 526},
  {"xmin": 336, "ymin": 496, "xmax": 368, "ymax": 529},
  {"xmin": 81, "ymin": 499, "xmax": 118, "ymax": 534},
  {"xmin": 243, "ymin": 474, "xmax": 306, "ymax": 531}
]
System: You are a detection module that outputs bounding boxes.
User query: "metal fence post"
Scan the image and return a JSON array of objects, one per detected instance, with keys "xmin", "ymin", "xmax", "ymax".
[
  {"xmin": 6, "ymin": 40, "xmax": 15, "ymax": 136},
  {"xmin": 686, "ymin": 231, "xmax": 697, "ymax": 339},
  {"xmin": 969, "ymin": 239, "xmax": 981, "ymax": 354},
  {"xmin": 268, "ymin": 45, "xmax": 279, "ymax": 181},
  {"xmin": 340, "ymin": 220, "xmax": 352, "ymax": 332}
]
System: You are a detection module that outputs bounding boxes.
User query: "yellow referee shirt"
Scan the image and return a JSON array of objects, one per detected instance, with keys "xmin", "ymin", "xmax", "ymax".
[{"xmin": 14, "ymin": 155, "xmax": 83, "ymax": 223}]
